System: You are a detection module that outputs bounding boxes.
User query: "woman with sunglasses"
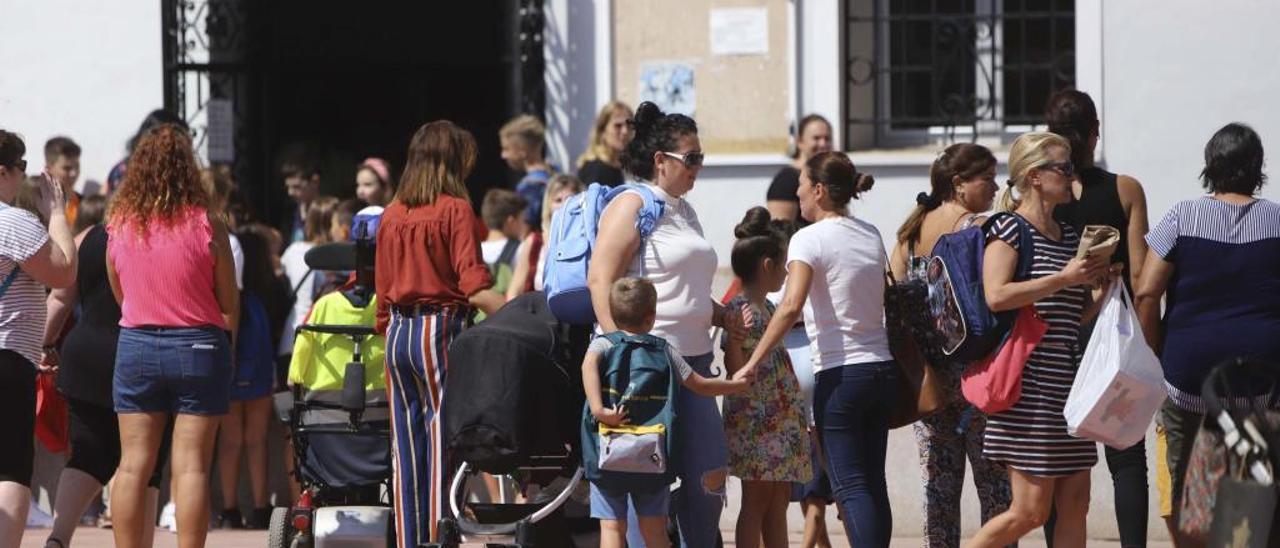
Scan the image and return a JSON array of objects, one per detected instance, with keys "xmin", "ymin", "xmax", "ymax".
[
  {"xmin": 587, "ymin": 101, "xmax": 744, "ymax": 547},
  {"xmin": 965, "ymin": 132, "xmax": 1114, "ymax": 548},
  {"xmin": 0, "ymin": 130, "xmax": 77, "ymax": 548},
  {"xmin": 1045, "ymin": 89, "xmax": 1153, "ymax": 547}
]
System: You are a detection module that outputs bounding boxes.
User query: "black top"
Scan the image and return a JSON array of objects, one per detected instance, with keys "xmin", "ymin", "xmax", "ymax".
[
  {"xmin": 577, "ymin": 160, "xmax": 625, "ymax": 188},
  {"xmin": 766, "ymin": 166, "xmax": 801, "ymax": 203},
  {"xmin": 1053, "ymin": 166, "xmax": 1131, "ymax": 291},
  {"xmin": 58, "ymin": 224, "xmax": 122, "ymax": 407}
]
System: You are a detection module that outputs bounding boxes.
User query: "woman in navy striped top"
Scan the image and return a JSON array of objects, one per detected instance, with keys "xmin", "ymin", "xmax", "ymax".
[{"xmin": 1135, "ymin": 122, "xmax": 1280, "ymax": 537}]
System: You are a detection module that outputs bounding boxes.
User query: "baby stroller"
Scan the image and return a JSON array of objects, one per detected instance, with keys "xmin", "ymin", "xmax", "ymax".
[
  {"xmin": 270, "ymin": 210, "xmax": 395, "ymax": 548},
  {"xmin": 429, "ymin": 291, "xmax": 592, "ymax": 548}
]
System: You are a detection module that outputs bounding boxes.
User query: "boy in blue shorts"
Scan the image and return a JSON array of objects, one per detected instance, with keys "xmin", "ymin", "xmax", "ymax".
[{"xmin": 581, "ymin": 277, "xmax": 750, "ymax": 548}]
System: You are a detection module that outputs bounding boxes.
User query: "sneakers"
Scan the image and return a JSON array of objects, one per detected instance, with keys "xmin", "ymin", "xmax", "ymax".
[
  {"xmin": 216, "ymin": 508, "xmax": 245, "ymax": 529},
  {"xmin": 158, "ymin": 501, "xmax": 177, "ymax": 532},
  {"xmin": 26, "ymin": 498, "xmax": 54, "ymax": 528}
]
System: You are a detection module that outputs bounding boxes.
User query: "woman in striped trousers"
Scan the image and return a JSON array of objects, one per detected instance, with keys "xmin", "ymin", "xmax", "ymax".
[{"xmin": 375, "ymin": 121, "xmax": 505, "ymax": 547}]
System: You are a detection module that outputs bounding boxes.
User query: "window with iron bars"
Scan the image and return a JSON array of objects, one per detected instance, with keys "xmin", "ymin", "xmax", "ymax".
[{"xmin": 844, "ymin": 0, "xmax": 1075, "ymax": 149}]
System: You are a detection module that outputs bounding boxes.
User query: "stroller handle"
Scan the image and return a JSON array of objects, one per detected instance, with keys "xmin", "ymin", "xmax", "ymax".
[{"xmin": 448, "ymin": 461, "xmax": 585, "ymax": 536}]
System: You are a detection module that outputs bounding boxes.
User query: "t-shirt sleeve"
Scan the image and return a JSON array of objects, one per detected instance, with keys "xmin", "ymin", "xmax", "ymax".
[
  {"xmin": 786, "ymin": 228, "xmax": 821, "ymax": 270},
  {"xmin": 230, "ymin": 233, "xmax": 245, "ymax": 290},
  {"xmin": 587, "ymin": 336, "xmax": 614, "ymax": 355},
  {"xmin": 766, "ymin": 168, "xmax": 800, "ymax": 203},
  {"xmin": 0, "ymin": 208, "xmax": 50, "ymax": 265},
  {"xmin": 666, "ymin": 346, "xmax": 693, "ymax": 381},
  {"xmin": 988, "ymin": 214, "xmax": 1023, "ymax": 254},
  {"xmin": 1145, "ymin": 204, "xmax": 1180, "ymax": 259}
]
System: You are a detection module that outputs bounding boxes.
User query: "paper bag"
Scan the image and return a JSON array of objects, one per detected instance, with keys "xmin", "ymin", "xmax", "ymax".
[{"xmin": 1076, "ymin": 225, "xmax": 1120, "ymax": 261}]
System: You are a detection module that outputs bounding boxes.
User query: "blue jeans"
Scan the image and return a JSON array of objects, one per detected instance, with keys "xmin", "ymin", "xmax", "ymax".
[
  {"xmin": 815, "ymin": 361, "xmax": 900, "ymax": 548},
  {"xmin": 627, "ymin": 352, "xmax": 727, "ymax": 548},
  {"xmin": 114, "ymin": 326, "xmax": 232, "ymax": 416}
]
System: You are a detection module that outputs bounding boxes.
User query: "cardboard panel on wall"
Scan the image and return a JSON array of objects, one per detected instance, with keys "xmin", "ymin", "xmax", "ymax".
[{"xmin": 613, "ymin": 0, "xmax": 792, "ymax": 155}]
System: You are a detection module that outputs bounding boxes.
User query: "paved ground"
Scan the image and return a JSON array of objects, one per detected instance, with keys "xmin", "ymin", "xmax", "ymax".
[{"xmin": 21, "ymin": 526, "xmax": 1175, "ymax": 547}]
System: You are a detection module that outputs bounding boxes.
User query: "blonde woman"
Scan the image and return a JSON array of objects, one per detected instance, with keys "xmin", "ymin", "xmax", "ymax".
[
  {"xmin": 964, "ymin": 133, "xmax": 1113, "ymax": 548},
  {"xmin": 576, "ymin": 101, "xmax": 634, "ymax": 187}
]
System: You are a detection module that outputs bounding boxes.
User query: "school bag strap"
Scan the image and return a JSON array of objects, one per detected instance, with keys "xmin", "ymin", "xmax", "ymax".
[
  {"xmin": 983, "ymin": 211, "xmax": 1036, "ymax": 282},
  {"xmin": 0, "ymin": 266, "xmax": 20, "ymax": 300},
  {"xmin": 495, "ymin": 238, "xmax": 520, "ymax": 269}
]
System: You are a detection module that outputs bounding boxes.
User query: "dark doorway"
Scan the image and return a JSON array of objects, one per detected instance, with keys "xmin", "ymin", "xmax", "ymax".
[{"xmin": 165, "ymin": 0, "xmax": 539, "ymax": 228}]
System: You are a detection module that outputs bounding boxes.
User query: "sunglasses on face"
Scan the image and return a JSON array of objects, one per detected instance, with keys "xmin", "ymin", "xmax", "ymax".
[
  {"xmin": 4, "ymin": 159, "xmax": 27, "ymax": 173},
  {"xmin": 1040, "ymin": 161, "xmax": 1075, "ymax": 178},
  {"xmin": 660, "ymin": 150, "xmax": 705, "ymax": 168}
]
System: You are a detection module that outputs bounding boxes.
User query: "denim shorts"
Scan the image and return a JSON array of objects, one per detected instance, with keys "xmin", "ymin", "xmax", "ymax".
[
  {"xmin": 590, "ymin": 482, "xmax": 669, "ymax": 519},
  {"xmin": 114, "ymin": 326, "xmax": 232, "ymax": 416}
]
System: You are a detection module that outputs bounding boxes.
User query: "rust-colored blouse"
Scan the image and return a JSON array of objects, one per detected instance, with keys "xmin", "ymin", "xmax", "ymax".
[{"xmin": 374, "ymin": 194, "xmax": 492, "ymax": 332}]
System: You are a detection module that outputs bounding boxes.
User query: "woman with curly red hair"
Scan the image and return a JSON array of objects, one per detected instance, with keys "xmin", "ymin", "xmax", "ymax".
[{"xmin": 106, "ymin": 124, "xmax": 240, "ymax": 548}]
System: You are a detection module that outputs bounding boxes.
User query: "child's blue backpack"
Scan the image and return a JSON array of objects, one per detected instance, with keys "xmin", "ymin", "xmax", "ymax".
[
  {"xmin": 925, "ymin": 212, "xmax": 1035, "ymax": 363},
  {"xmin": 580, "ymin": 332, "xmax": 679, "ymax": 490},
  {"xmin": 543, "ymin": 183, "xmax": 664, "ymax": 325}
]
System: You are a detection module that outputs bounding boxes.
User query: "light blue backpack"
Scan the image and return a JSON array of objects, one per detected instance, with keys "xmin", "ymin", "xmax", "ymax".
[{"xmin": 543, "ymin": 182, "xmax": 664, "ymax": 324}]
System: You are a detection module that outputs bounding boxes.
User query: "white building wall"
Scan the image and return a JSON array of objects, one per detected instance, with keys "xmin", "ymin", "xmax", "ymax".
[{"xmin": 0, "ymin": 0, "xmax": 163, "ymax": 193}]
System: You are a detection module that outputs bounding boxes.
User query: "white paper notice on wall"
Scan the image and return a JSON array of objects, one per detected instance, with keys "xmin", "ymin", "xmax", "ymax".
[
  {"xmin": 709, "ymin": 7, "xmax": 769, "ymax": 56},
  {"xmin": 206, "ymin": 98, "xmax": 234, "ymax": 164}
]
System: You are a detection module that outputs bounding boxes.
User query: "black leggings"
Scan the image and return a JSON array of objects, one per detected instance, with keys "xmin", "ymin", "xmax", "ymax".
[
  {"xmin": 66, "ymin": 397, "xmax": 169, "ymax": 488},
  {"xmin": 0, "ymin": 351, "xmax": 36, "ymax": 487},
  {"xmin": 1044, "ymin": 439, "xmax": 1149, "ymax": 548}
]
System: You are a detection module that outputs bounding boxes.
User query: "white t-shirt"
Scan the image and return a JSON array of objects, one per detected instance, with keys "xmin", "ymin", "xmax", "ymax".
[
  {"xmin": 610, "ymin": 184, "xmax": 718, "ymax": 357},
  {"xmin": 279, "ymin": 241, "xmax": 316, "ymax": 356},
  {"xmin": 229, "ymin": 233, "xmax": 244, "ymax": 290},
  {"xmin": 481, "ymin": 238, "xmax": 518, "ymax": 267},
  {"xmin": 787, "ymin": 215, "xmax": 894, "ymax": 372},
  {"xmin": 0, "ymin": 204, "xmax": 50, "ymax": 366}
]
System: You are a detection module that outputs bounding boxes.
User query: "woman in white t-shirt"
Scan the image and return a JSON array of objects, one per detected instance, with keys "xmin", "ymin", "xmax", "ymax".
[
  {"xmin": 738, "ymin": 150, "xmax": 895, "ymax": 547},
  {"xmin": 0, "ymin": 131, "xmax": 77, "ymax": 548},
  {"xmin": 588, "ymin": 101, "xmax": 744, "ymax": 547}
]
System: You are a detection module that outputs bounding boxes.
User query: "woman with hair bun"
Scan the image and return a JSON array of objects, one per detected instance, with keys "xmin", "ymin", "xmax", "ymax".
[
  {"xmin": 889, "ymin": 143, "xmax": 1010, "ymax": 548},
  {"xmin": 722, "ymin": 206, "xmax": 811, "ymax": 548},
  {"xmin": 1044, "ymin": 88, "xmax": 1153, "ymax": 548},
  {"xmin": 735, "ymin": 150, "xmax": 895, "ymax": 547},
  {"xmin": 587, "ymin": 101, "xmax": 745, "ymax": 547}
]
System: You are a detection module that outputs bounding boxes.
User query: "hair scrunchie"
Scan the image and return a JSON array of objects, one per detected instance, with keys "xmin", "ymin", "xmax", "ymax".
[{"xmin": 916, "ymin": 191, "xmax": 943, "ymax": 211}]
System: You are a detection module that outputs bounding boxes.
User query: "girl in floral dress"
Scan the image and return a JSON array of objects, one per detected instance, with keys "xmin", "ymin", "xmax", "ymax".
[{"xmin": 722, "ymin": 207, "xmax": 812, "ymax": 548}]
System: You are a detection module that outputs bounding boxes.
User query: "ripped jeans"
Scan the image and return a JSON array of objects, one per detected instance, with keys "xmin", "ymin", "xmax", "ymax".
[{"xmin": 627, "ymin": 352, "xmax": 727, "ymax": 547}]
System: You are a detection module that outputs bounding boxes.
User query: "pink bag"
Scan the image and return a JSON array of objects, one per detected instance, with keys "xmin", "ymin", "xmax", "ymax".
[{"xmin": 961, "ymin": 306, "xmax": 1048, "ymax": 414}]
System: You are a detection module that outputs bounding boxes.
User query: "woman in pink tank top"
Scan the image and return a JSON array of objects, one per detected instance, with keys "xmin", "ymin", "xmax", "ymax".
[{"xmin": 105, "ymin": 125, "xmax": 240, "ymax": 548}]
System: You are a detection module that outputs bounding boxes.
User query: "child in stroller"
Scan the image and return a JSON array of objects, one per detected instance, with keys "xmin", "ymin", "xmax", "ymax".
[{"xmin": 271, "ymin": 207, "xmax": 394, "ymax": 548}]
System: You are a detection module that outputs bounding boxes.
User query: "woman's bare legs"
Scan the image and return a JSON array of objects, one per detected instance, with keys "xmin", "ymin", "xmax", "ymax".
[
  {"xmin": 963, "ymin": 468, "xmax": 1056, "ymax": 548},
  {"xmin": 170, "ymin": 414, "xmax": 220, "ymax": 548},
  {"xmin": 112, "ymin": 413, "xmax": 166, "ymax": 548},
  {"xmin": 217, "ymin": 402, "xmax": 245, "ymax": 523}
]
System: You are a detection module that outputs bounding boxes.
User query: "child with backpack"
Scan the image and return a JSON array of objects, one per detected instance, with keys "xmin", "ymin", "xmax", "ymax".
[
  {"xmin": 582, "ymin": 277, "xmax": 750, "ymax": 548},
  {"xmin": 721, "ymin": 207, "xmax": 812, "ymax": 548}
]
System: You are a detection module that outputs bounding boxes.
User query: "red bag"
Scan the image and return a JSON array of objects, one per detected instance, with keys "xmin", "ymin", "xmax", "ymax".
[
  {"xmin": 961, "ymin": 306, "xmax": 1048, "ymax": 414},
  {"xmin": 35, "ymin": 373, "xmax": 69, "ymax": 454}
]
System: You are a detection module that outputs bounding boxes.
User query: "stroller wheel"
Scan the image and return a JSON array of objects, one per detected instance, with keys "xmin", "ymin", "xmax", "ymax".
[{"xmin": 267, "ymin": 507, "xmax": 294, "ymax": 548}]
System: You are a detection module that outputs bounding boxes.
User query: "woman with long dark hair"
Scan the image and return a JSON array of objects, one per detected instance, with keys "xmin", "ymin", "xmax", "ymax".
[{"xmin": 890, "ymin": 143, "xmax": 1011, "ymax": 547}]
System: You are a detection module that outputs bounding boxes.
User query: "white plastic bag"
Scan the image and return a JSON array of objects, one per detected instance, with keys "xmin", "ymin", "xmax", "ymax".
[{"xmin": 1065, "ymin": 283, "xmax": 1166, "ymax": 449}]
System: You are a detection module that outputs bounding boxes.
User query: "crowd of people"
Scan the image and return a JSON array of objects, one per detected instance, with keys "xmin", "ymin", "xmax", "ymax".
[{"xmin": 0, "ymin": 87, "xmax": 1277, "ymax": 548}]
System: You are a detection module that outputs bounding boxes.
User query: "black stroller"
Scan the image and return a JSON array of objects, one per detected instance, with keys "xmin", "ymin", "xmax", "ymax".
[
  {"xmin": 269, "ymin": 239, "xmax": 395, "ymax": 548},
  {"xmin": 429, "ymin": 291, "xmax": 592, "ymax": 548}
]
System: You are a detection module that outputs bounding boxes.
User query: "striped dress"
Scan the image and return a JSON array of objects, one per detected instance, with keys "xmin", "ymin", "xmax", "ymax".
[{"xmin": 982, "ymin": 214, "xmax": 1097, "ymax": 477}]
